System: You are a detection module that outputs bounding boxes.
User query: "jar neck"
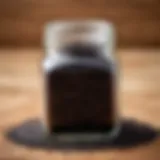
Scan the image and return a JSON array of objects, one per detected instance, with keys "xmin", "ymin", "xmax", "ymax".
[{"xmin": 44, "ymin": 20, "xmax": 115, "ymax": 58}]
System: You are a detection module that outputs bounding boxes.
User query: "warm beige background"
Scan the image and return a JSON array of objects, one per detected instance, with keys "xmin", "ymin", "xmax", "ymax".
[
  {"xmin": 0, "ymin": 0, "xmax": 160, "ymax": 47},
  {"xmin": 0, "ymin": 1, "xmax": 160, "ymax": 159}
]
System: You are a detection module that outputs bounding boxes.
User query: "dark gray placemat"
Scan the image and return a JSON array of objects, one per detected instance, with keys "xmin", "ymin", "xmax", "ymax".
[{"xmin": 6, "ymin": 119, "xmax": 159, "ymax": 150}]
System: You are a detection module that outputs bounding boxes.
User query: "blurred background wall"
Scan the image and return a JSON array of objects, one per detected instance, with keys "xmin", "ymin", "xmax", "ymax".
[{"xmin": 0, "ymin": 0, "xmax": 160, "ymax": 48}]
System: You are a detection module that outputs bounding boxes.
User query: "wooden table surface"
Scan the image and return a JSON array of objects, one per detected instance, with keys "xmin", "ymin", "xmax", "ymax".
[{"xmin": 0, "ymin": 48, "xmax": 159, "ymax": 160}]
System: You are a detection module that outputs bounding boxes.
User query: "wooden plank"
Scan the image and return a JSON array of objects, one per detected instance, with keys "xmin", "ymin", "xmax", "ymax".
[
  {"xmin": 0, "ymin": 48, "xmax": 159, "ymax": 159},
  {"xmin": 0, "ymin": 0, "xmax": 160, "ymax": 47}
]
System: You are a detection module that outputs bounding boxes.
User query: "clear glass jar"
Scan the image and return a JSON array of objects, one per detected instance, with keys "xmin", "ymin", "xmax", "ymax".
[{"xmin": 42, "ymin": 20, "xmax": 120, "ymax": 142}]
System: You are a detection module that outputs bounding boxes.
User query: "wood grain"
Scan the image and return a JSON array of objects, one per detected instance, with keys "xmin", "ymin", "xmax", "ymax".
[
  {"xmin": 0, "ymin": 0, "xmax": 160, "ymax": 47},
  {"xmin": 0, "ymin": 48, "xmax": 159, "ymax": 159}
]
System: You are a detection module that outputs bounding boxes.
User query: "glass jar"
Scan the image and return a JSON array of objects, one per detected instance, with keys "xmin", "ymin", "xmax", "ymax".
[{"xmin": 42, "ymin": 20, "xmax": 120, "ymax": 142}]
